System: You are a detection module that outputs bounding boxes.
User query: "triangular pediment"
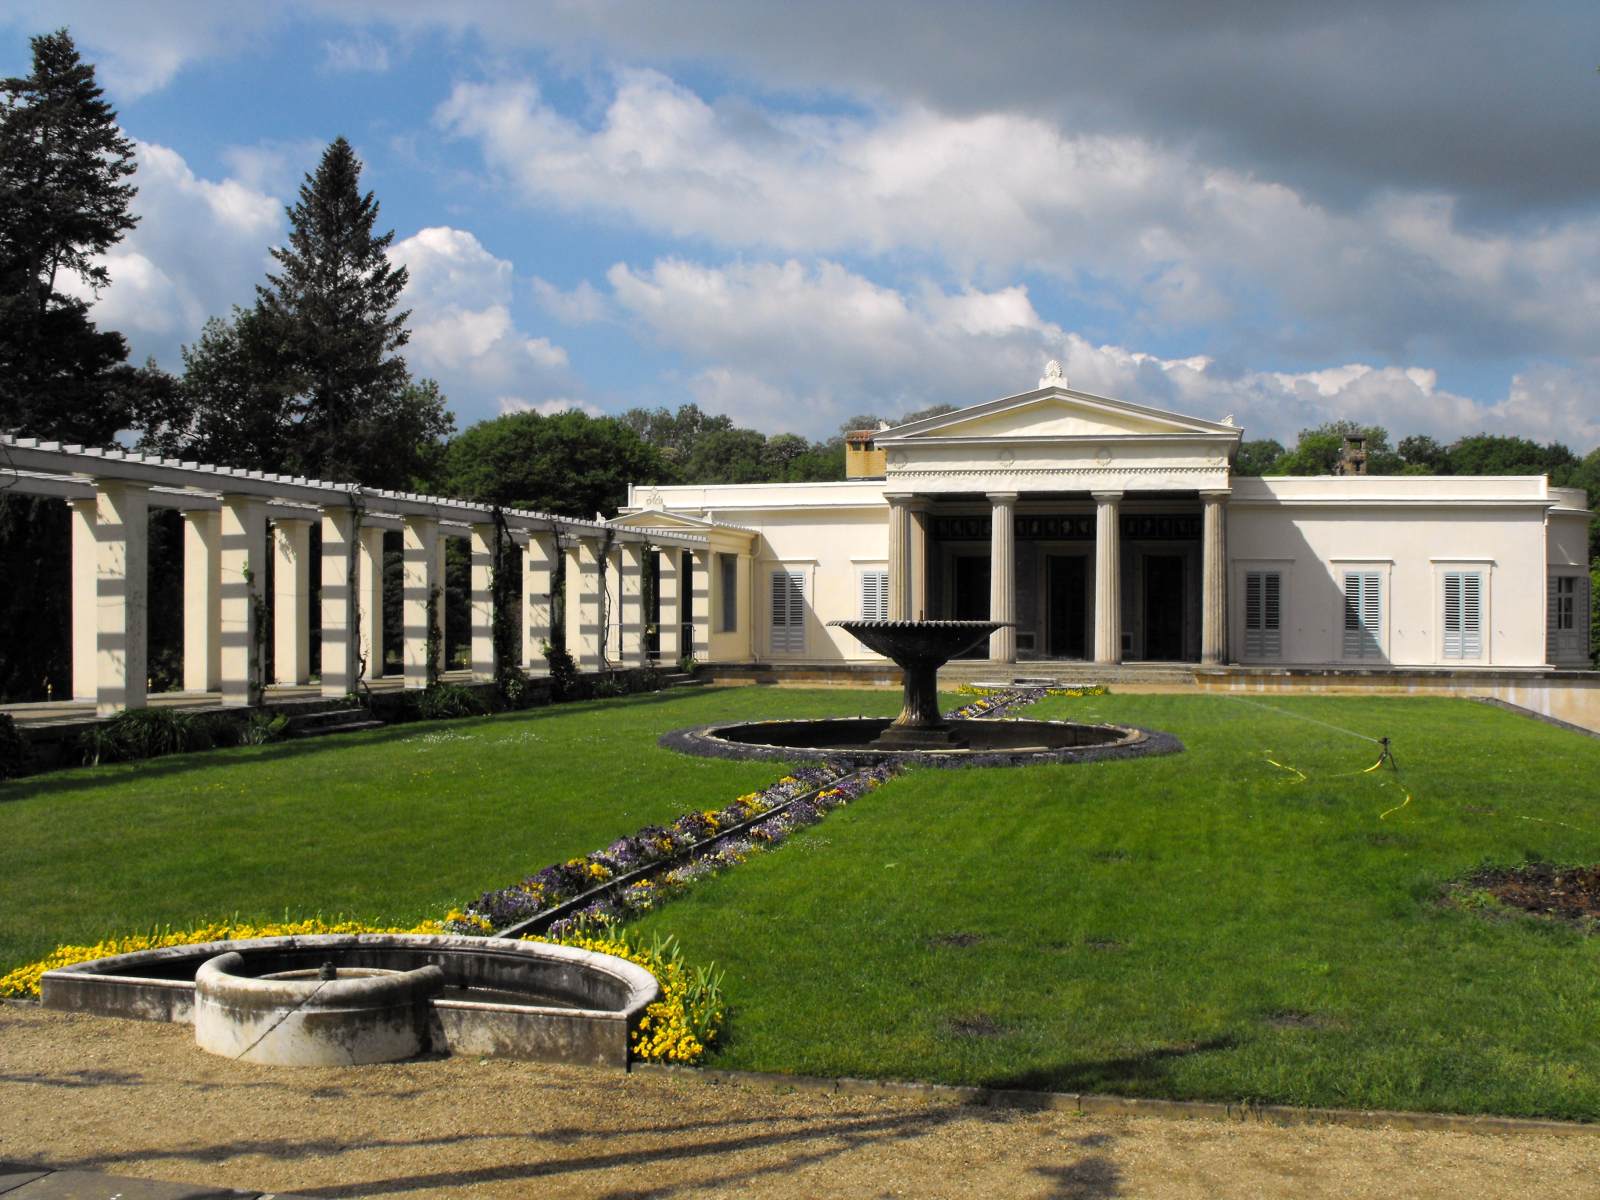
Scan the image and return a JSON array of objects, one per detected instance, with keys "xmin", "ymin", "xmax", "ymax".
[
  {"xmin": 880, "ymin": 386, "xmax": 1237, "ymax": 442},
  {"xmin": 610, "ymin": 508, "xmax": 714, "ymax": 532}
]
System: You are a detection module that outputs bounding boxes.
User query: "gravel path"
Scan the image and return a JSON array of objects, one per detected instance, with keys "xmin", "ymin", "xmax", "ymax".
[{"xmin": 3, "ymin": 1006, "xmax": 1594, "ymax": 1199}]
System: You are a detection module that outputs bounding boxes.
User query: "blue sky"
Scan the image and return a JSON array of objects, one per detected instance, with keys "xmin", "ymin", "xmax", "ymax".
[{"xmin": 5, "ymin": 2, "xmax": 1600, "ymax": 447}]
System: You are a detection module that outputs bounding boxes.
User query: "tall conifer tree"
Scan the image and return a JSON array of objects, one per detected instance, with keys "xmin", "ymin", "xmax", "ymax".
[{"xmin": 0, "ymin": 27, "xmax": 140, "ymax": 443}]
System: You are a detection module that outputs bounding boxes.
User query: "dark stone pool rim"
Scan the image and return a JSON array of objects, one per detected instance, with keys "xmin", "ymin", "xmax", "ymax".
[{"xmin": 660, "ymin": 717, "xmax": 1184, "ymax": 767}]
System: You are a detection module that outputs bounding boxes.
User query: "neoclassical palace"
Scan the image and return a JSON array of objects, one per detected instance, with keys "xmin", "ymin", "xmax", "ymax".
[
  {"xmin": 1, "ymin": 368, "xmax": 1593, "ymax": 726},
  {"xmin": 617, "ymin": 368, "xmax": 1594, "ymax": 674}
]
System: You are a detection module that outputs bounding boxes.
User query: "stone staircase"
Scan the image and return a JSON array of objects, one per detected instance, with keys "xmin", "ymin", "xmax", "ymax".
[
  {"xmin": 658, "ymin": 671, "xmax": 708, "ymax": 690},
  {"xmin": 282, "ymin": 705, "xmax": 386, "ymax": 739}
]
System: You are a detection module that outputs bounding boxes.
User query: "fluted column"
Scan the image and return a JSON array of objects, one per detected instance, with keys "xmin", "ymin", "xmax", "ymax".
[
  {"xmin": 69, "ymin": 498, "xmax": 98, "ymax": 701},
  {"xmin": 656, "ymin": 547, "xmax": 682, "ymax": 664},
  {"xmin": 1201, "ymin": 491, "xmax": 1229, "ymax": 665},
  {"xmin": 1094, "ymin": 491, "xmax": 1122, "ymax": 665},
  {"xmin": 356, "ymin": 525, "xmax": 385, "ymax": 681},
  {"xmin": 402, "ymin": 516, "xmax": 442, "ymax": 689},
  {"xmin": 988, "ymin": 492, "xmax": 1017, "ymax": 662},
  {"xmin": 908, "ymin": 500, "xmax": 930, "ymax": 621},
  {"xmin": 182, "ymin": 509, "xmax": 222, "ymax": 694},
  {"xmin": 469, "ymin": 523, "xmax": 497, "ymax": 680},
  {"xmin": 522, "ymin": 530, "xmax": 555, "ymax": 669},
  {"xmin": 219, "ymin": 495, "xmax": 268, "ymax": 707},
  {"xmin": 94, "ymin": 481, "xmax": 150, "ymax": 715},
  {"xmin": 271, "ymin": 518, "xmax": 313, "ymax": 685},
  {"xmin": 886, "ymin": 494, "xmax": 912, "ymax": 620}
]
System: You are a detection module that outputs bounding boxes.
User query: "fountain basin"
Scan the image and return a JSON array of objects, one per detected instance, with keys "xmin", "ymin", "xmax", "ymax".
[
  {"xmin": 194, "ymin": 952, "xmax": 444, "ymax": 1066},
  {"xmin": 662, "ymin": 716, "xmax": 1182, "ymax": 767},
  {"xmin": 39, "ymin": 933, "xmax": 658, "ymax": 1068}
]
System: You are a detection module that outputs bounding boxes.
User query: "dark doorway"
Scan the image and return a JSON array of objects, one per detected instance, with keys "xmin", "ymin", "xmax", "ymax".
[
  {"xmin": 1046, "ymin": 555, "xmax": 1088, "ymax": 658},
  {"xmin": 1143, "ymin": 554, "xmax": 1185, "ymax": 660},
  {"xmin": 951, "ymin": 554, "xmax": 990, "ymax": 657}
]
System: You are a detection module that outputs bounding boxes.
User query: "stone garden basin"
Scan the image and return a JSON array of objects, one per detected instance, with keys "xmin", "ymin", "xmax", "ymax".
[{"xmin": 40, "ymin": 933, "xmax": 658, "ymax": 1068}]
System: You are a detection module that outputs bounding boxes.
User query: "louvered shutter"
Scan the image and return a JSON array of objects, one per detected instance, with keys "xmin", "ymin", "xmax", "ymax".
[
  {"xmin": 1243, "ymin": 571, "xmax": 1282, "ymax": 659},
  {"xmin": 1547, "ymin": 575, "xmax": 1560, "ymax": 659},
  {"xmin": 1262, "ymin": 572, "xmax": 1282, "ymax": 657},
  {"xmin": 770, "ymin": 570, "xmax": 805, "ymax": 654},
  {"xmin": 860, "ymin": 570, "xmax": 888, "ymax": 622},
  {"xmin": 1443, "ymin": 572, "xmax": 1482, "ymax": 659},
  {"xmin": 1343, "ymin": 571, "xmax": 1382, "ymax": 659}
]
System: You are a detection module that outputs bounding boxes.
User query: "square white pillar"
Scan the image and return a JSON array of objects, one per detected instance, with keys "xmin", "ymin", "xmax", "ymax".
[
  {"xmin": 655, "ymin": 547, "xmax": 681, "ymax": 664},
  {"xmin": 272, "ymin": 519, "xmax": 313, "ymax": 686},
  {"xmin": 605, "ymin": 541, "xmax": 623, "ymax": 663},
  {"xmin": 357, "ymin": 525, "xmax": 385, "ymax": 682},
  {"xmin": 523, "ymin": 530, "xmax": 555, "ymax": 669},
  {"xmin": 1093, "ymin": 491, "xmax": 1123, "ymax": 665},
  {"xmin": 320, "ymin": 508, "xmax": 360, "ymax": 697},
  {"xmin": 469, "ymin": 522, "xmax": 497, "ymax": 680},
  {"xmin": 909, "ymin": 502, "xmax": 930, "ymax": 621},
  {"xmin": 618, "ymin": 541, "xmax": 646, "ymax": 667},
  {"xmin": 70, "ymin": 498, "xmax": 98, "ymax": 701},
  {"xmin": 181, "ymin": 508, "xmax": 222, "ymax": 694},
  {"xmin": 987, "ymin": 492, "xmax": 1017, "ymax": 663},
  {"xmin": 402, "ymin": 516, "xmax": 442, "ymax": 689},
  {"xmin": 94, "ymin": 481, "xmax": 150, "ymax": 715},
  {"xmin": 564, "ymin": 536, "xmax": 604, "ymax": 671},
  {"xmin": 219, "ymin": 495, "xmax": 267, "ymax": 707},
  {"xmin": 689, "ymin": 549, "xmax": 712, "ymax": 663}
]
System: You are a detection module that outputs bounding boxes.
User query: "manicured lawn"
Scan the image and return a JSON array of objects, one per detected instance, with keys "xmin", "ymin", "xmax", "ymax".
[
  {"xmin": 629, "ymin": 692, "xmax": 1600, "ymax": 1119},
  {"xmin": 0, "ymin": 686, "xmax": 901, "ymax": 971}
]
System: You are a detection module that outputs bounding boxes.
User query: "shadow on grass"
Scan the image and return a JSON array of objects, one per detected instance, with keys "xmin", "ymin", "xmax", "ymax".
[
  {"xmin": 0, "ymin": 688, "xmax": 735, "ymax": 803},
  {"xmin": 983, "ymin": 1036, "xmax": 1237, "ymax": 1095}
]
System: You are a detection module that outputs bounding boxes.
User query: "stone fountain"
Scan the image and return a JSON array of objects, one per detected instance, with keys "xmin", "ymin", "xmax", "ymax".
[
  {"xmin": 661, "ymin": 618, "xmax": 1182, "ymax": 767},
  {"xmin": 827, "ymin": 619, "xmax": 1002, "ymax": 750}
]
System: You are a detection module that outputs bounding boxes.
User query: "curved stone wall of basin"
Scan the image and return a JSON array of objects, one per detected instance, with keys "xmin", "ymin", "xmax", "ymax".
[
  {"xmin": 39, "ymin": 933, "xmax": 659, "ymax": 1068},
  {"xmin": 194, "ymin": 952, "xmax": 445, "ymax": 1066}
]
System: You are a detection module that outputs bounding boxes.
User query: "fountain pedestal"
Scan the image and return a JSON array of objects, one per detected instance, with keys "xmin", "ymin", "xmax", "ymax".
[{"xmin": 828, "ymin": 620, "xmax": 1007, "ymax": 750}]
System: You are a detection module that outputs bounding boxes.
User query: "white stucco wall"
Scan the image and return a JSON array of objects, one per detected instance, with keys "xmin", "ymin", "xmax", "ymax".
[{"xmin": 1228, "ymin": 476, "xmax": 1561, "ymax": 668}]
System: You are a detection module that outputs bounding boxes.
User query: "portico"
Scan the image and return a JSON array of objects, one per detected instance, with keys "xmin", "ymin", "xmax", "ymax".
[{"xmin": 875, "ymin": 366, "xmax": 1239, "ymax": 665}]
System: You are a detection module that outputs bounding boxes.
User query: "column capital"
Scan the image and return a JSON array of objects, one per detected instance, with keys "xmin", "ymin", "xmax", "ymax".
[
  {"xmin": 1198, "ymin": 489, "xmax": 1232, "ymax": 502},
  {"xmin": 985, "ymin": 491, "xmax": 1019, "ymax": 504},
  {"xmin": 1090, "ymin": 490, "xmax": 1124, "ymax": 503}
]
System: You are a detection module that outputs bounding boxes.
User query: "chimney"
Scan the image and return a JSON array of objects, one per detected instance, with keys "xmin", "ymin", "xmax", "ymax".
[
  {"xmin": 844, "ymin": 429, "xmax": 888, "ymax": 479},
  {"xmin": 1336, "ymin": 434, "xmax": 1368, "ymax": 476}
]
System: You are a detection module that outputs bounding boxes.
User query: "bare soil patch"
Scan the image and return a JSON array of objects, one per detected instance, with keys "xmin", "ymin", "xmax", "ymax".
[{"xmin": 1471, "ymin": 863, "xmax": 1600, "ymax": 922}]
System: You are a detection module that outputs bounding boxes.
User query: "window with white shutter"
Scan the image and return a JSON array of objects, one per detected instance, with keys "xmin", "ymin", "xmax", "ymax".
[
  {"xmin": 1243, "ymin": 570, "xmax": 1282, "ymax": 659},
  {"xmin": 1442, "ymin": 571, "xmax": 1483, "ymax": 660},
  {"xmin": 770, "ymin": 569, "xmax": 806, "ymax": 654},
  {"xmin": 860, "ymin": 570, "xmax": 889, "ymax": 622},
  {"xmin": 1342, "ymin": 571, "xmax": 1383, "ymax": 659}
]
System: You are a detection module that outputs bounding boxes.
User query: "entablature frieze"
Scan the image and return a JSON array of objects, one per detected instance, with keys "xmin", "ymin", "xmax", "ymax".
[
  {"xmin": 884, "ymin": 465, "xmax": 1232, "ymax": 494},
  {"xmin": 932, "ymin": 512, "xmax": 1205, "ymax": 542}
]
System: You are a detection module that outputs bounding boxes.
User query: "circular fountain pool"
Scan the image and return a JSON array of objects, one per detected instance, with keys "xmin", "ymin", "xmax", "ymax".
[{"xmin": 662, "ymin": 715, "xmax": 1180, "ymax": 766}]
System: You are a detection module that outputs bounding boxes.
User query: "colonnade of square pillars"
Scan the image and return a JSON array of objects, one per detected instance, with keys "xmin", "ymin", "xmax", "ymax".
[{"xmin": 66, "ymin": 484, "xmax": 700, "ymax": 714}]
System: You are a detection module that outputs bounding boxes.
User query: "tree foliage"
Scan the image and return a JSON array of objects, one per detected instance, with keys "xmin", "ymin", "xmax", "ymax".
[
  {"xmin": 158, "ymin": 137, "xmax": 451, "ymax": 488},
  {"xmin": 439, "ymin": 410, "xmax": 672, "ymax": 517},
  {"xmin": 0, "ymin": 27, "xmax": 152, "ymax": 444}
]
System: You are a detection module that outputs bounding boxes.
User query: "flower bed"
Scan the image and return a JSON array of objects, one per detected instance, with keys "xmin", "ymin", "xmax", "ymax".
[{"xmin": 540, "ymin": 763, "xmax": 897, "ymax": 938}]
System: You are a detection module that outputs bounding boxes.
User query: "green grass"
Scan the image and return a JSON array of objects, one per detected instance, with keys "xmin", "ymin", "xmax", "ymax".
[
  {"xmin": 628, "ymin": 692, "xmax": 1600, "ymax": 1120},
  {"xmin": 0, "ymin": 686, "xmax": 900, "ymax": 970},
  {"xmin": 6, "ymin": 685, "xmax": 1599, "ymax": 1118}
]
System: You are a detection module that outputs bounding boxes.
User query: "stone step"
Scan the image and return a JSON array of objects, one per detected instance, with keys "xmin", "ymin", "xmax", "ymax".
[
  {"xmin": 289, "ymin": 718, "xmax": 386, "ymax": 739},
  {"xmin": 284, "ymin": 707, "xmax": 377, "ymax": 736},
  {"xmin": 659, "ymin": 673, "xmax": 707, "ymax": 688}
]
